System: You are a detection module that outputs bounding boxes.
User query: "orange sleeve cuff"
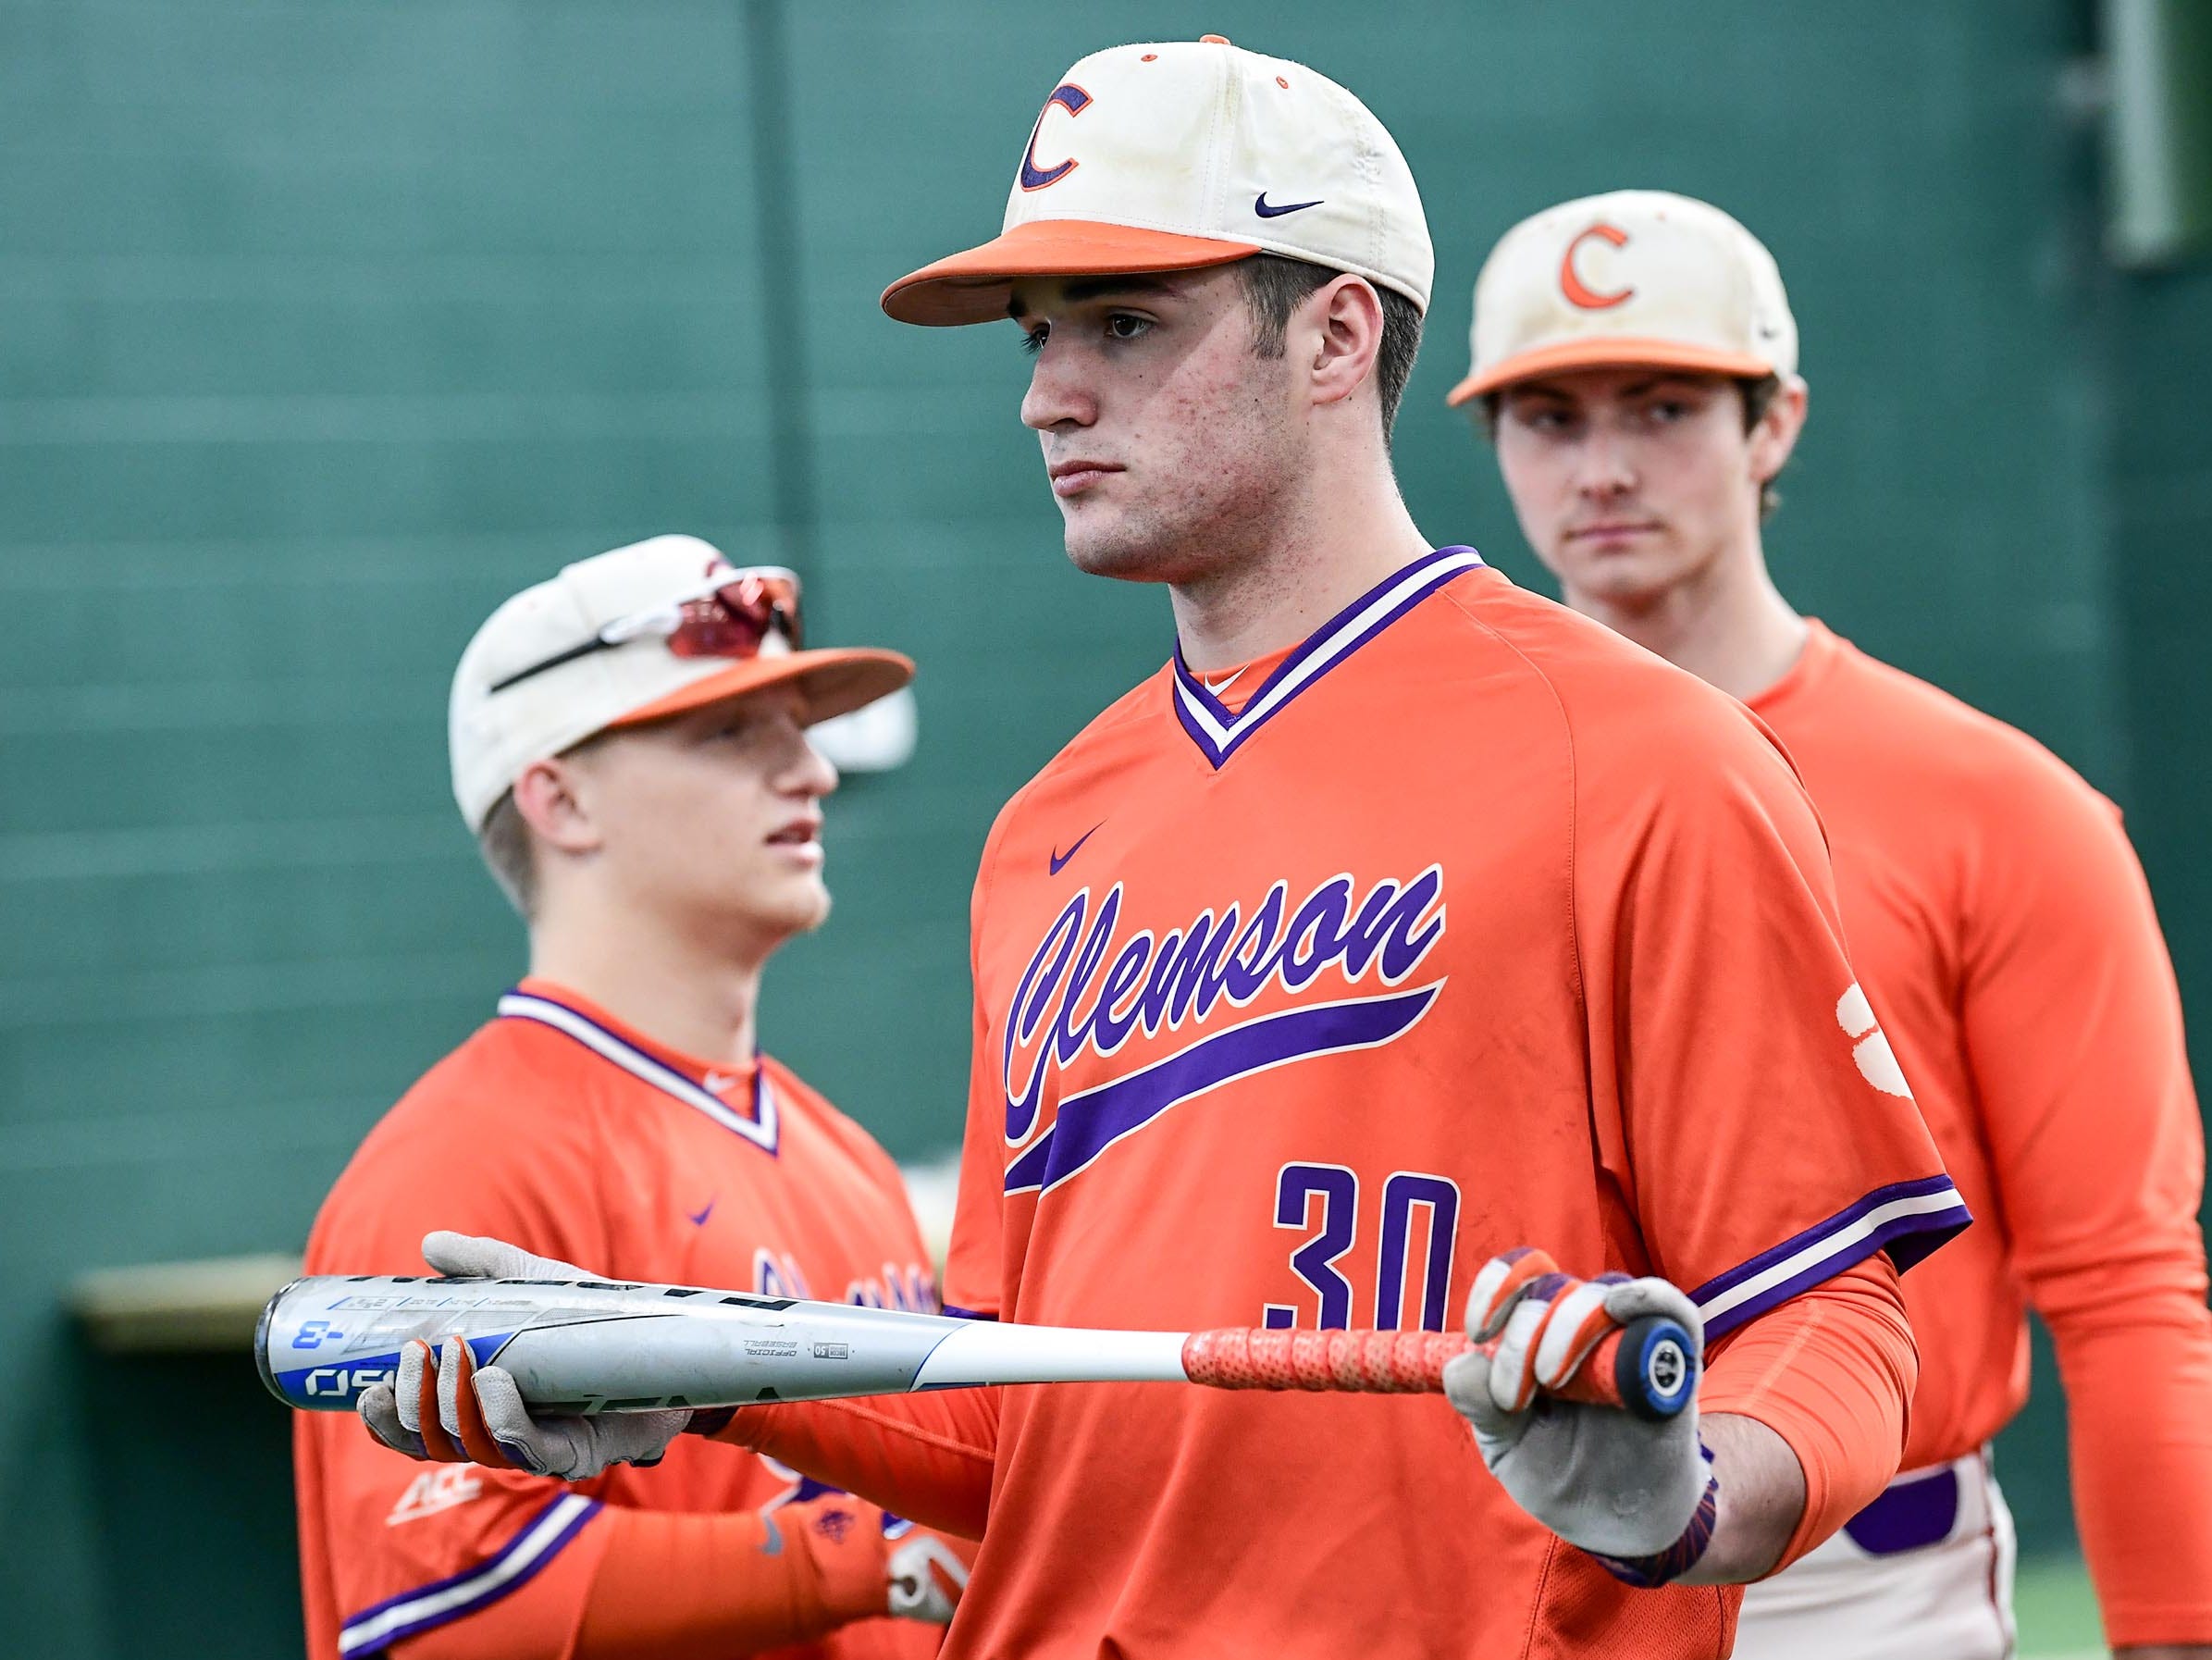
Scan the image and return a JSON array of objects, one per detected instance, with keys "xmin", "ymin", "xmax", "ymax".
[
  {"xmin": 708, "ymin": 1387, "xmax": 998, "ymax": 1540},
  {"xmin": 1699, "ymin": 1254, "xmax": 1917, "ymax": 1572}
]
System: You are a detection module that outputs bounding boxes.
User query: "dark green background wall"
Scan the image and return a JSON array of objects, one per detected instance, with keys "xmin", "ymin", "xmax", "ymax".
[{"xmin": 2, "ymin": 3, "xmax": 2201, "ymax": 1653}]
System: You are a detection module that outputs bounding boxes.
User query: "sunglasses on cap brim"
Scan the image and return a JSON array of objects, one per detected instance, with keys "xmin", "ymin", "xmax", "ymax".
[{"xmin": 490, "ymin": 567, "xmax": 804, "ymax": 696}]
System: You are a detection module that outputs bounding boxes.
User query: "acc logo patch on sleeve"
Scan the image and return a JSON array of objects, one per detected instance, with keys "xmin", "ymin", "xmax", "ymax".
[{"xmin": 387, "ymin": 1466, "xmax": 485, "ymax": 1527}]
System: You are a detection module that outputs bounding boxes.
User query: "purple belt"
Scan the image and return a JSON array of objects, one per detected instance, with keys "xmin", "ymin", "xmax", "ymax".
[{"xmin": 1842, "ymin": 1465, "xmax": 1960, "ymax": 1555}]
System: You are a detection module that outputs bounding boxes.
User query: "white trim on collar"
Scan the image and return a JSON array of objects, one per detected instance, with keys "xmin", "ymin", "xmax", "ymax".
[
  {"xmin": 1170, "ymin": 547, "xmax": 1485, "ymax": 768},
  {"xmin": 497, "ymin": 990, "xmax": 780, "ymax": 1154}
]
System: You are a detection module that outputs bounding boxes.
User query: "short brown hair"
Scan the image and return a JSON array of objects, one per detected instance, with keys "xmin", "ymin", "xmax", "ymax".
[
  {"xmin": 476, "ymin": 788, "xmax": 538, "ymax": 919},
  {"xmin": 472, "ymin": 729, "xmax": 622, "ymax": 919},
  {"xmin": 1234, "ymin": 254, "xmax": 1424, "ymax": 441},
  {"xmin": 1477, "ymin": 372, "xmax": 1788, "ymax": 520},
  {"xmin": 1739, "ymin": 374, "xmax": 1785, "ymax": 521}
]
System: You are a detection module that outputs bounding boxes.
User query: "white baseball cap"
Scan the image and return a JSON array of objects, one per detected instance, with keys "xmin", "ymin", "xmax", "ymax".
[
  {"xmin": 448, "ymin": 535, "xmax": 913, "ymax": 831},
  {"xmin": 1448, "ymin": 190, "xmax": 1797, "ymax": 404},
  {"xmin": 882, "ymin": 34, "xmax": 1433, "ymax": 326}
]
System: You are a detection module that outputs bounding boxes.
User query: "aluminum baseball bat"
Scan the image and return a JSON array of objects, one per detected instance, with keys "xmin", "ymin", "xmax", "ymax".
[{"xmin": 259, "ymin": 1274, "xmax": 1695, "ymax": 1421}]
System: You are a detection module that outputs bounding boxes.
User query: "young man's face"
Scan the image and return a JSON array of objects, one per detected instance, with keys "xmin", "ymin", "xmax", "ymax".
[
  {"xmin": 1010, "ymin": 266, "xmax": 1305, "ymax": 584},
  {"xmin": 1489, "ymin": 367, "xmax": 1781, "ymax": 610},
  {"xmin": 563, "ymin": 687, "xmax": 838, "ymax": 949}
]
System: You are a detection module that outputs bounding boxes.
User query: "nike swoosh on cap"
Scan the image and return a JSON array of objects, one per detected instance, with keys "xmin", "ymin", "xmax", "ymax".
[{"xmin": 1254, "ymin": 192, "xmax": 1324, "ymax": 218}]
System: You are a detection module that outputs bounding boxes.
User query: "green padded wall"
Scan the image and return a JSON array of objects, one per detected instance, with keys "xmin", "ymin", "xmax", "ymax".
[
  {"xmin": 2050, "ymin": 251, "xmax": 2212, "ymax": 1563},
  {"xmin": 2113, "ymin": 261, "xmax": 2212, "ymax": 1044},
  {"xmin": 2, "ymin": 3, "xmax": 2199, "ymax": 1653}
]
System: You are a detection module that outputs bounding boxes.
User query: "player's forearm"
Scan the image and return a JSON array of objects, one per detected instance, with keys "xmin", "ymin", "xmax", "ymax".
[
  {"xmin": 700, "ymin": 1386, "xmax": 998, "ymax": 1539},
  {"xmin": 1674, "ymin": 1411, "xmax": 1804, "ymax": 1583},
  {"xmin": 1690, "ymin": 1255, "xmax": 1917, "ymax": 1577}
]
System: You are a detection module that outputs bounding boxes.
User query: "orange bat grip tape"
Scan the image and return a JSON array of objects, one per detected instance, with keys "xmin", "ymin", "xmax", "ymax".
[{"xmin": 1179, "ymin": 1326, "xmax": 1628, "ymax": 1407}]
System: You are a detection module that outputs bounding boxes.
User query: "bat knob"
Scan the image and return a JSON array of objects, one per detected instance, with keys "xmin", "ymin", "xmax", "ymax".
[{"xmin": 1613, "ymin": 1315, "xmax": 1698, "ymax": 1420}]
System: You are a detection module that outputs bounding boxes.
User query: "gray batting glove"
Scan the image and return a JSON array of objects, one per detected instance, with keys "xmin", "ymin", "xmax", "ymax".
[
  {"xmin": 355, "ymin": 1232, "xmax": 691, "ymax": 1480},
  {"xmin": 1443, "ymin": 1268, "xmax": 1713, "ymax": 1567},
  {"xmin": 418, "ymin": 1229, "xmax": 591, "ymax": 1283}
]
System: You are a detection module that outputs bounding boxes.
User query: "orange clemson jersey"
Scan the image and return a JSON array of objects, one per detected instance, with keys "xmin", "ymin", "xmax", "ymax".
[
  {"xmin": 939, "ymin": 550, "xmax": 1968, "ymax": 1660},
  {"xmin": 1748, "ymin": 622, "xmax": 2212, "ymax": 1645},
  {"xmin": 295, "ymin": 979, "xmax": 941, "ymax": 1660}
]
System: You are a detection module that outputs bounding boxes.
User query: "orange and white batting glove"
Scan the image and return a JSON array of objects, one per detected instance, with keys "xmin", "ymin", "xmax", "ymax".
[{"xmin": 1442, "ymin": 1247, "xmax": 1717, "ymax": 1587}]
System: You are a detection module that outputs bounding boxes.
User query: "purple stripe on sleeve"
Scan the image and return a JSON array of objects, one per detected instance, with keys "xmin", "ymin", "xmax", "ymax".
[
  {"xmin": 338, "ymin": 1493, "xmax": 600, "ymax": 1656},
  {"xmin": 1688, "ymin": 1175, "xmax": 1971, "ymax": 1340}
]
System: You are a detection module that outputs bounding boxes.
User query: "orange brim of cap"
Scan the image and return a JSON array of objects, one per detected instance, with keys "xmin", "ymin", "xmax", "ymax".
[
  {"xmin": 1445, "ymin": 336, "xmax": 1780, "ymax": 405},
  {"xmin": 882, "ymin": 218, "xmax": 1262, "ymax": 327},
  {"xmin": 608, "ymin": 647, "xmax": 914, "ymax": 732}
]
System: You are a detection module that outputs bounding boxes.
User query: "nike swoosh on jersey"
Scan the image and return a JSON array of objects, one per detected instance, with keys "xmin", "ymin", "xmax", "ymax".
[
  {"xmin": 1254, "ymin": 192, "xmax": 1324, "ymax": 217},
  {"xmin": 686, "ymin": 1198, "xmax": 716, "ymax": 1227},
  {"xmin": 1049, "ymin": 823, "xmax": 1104, "ymax": 874}
]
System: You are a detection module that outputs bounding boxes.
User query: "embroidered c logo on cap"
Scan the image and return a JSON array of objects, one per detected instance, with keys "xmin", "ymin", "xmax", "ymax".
[
  {"xmin": 1019, "ymin": 83, "xmax": 1092, "ymax": 192},
  {"xmin": 1560, "ymin": 222, "xmax": 1633, "ymax": 310}
]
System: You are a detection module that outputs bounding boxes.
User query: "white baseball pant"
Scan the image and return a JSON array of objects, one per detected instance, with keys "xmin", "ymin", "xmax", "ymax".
[{"xmin": 1735, "ymin": 1447, "xmax": 2018, "ymax": 1660}]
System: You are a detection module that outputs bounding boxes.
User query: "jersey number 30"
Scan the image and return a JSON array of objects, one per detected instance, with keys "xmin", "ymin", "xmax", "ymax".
[{"xmin": 1263, "ymin": 1163, "xmax": 1461, "ymax": 1332}]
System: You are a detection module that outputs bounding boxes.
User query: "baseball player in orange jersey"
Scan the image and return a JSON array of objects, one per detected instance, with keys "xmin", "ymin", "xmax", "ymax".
[
  {"xmin": 1452, "ymin": 190, "xmax": 2212, "ymax": 1658},
  {"xmin": 295, "ymin": 535, "xmax": 970, "ymax": 1659},
  {"xmin": 360, "ymin": 41, "xmax": 1972, "ymax": 1657}
]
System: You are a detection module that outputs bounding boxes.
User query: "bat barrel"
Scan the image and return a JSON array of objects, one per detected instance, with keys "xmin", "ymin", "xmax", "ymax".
[{"xmin": 259, "ymin": 1273, "xmax": 969, "ymax": 1414}]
